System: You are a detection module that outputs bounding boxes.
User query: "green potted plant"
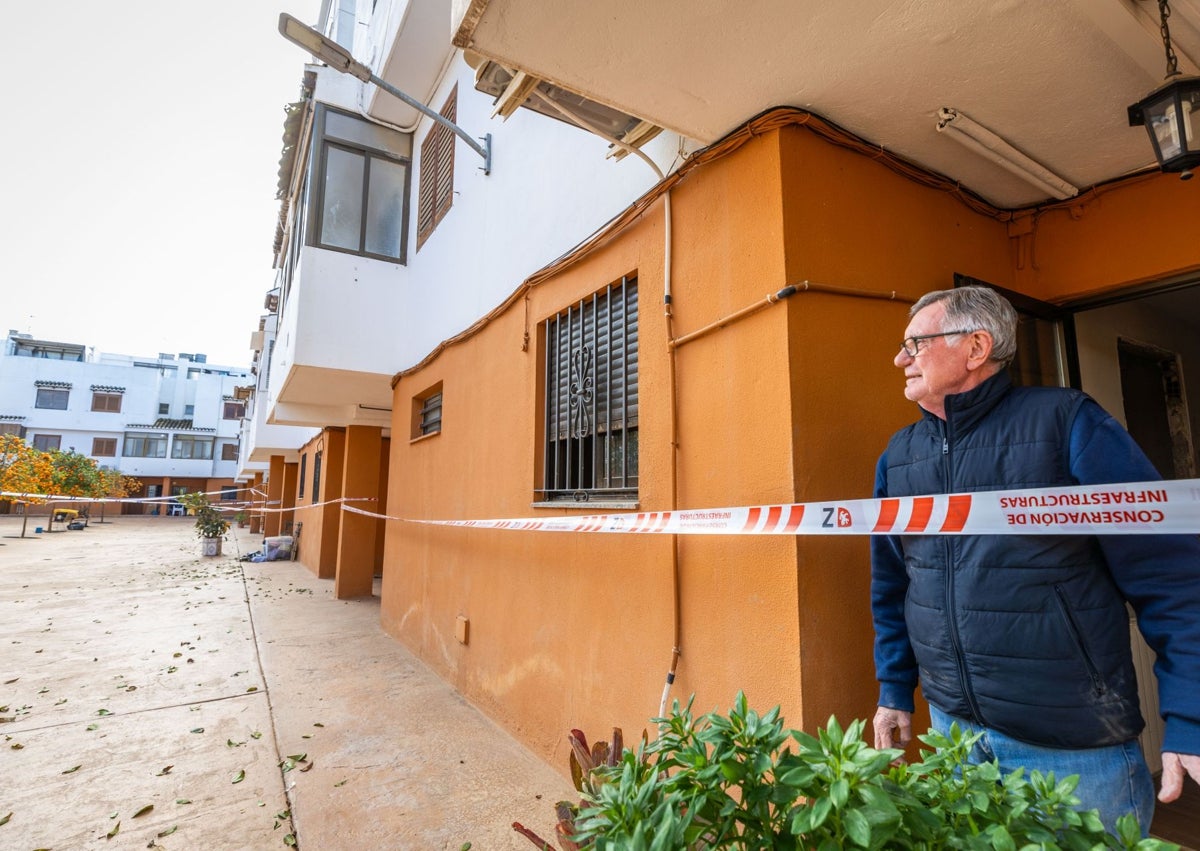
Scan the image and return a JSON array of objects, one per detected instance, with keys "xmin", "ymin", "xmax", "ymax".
[{"xmin": 179, "ymin": 492, "xmax": 231, "ymax": 556}]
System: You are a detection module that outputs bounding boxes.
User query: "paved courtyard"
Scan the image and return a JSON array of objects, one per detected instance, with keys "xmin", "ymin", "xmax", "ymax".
[{"xmin": 0, "ymin": 514, "xmax": 571, "ymax": 850}]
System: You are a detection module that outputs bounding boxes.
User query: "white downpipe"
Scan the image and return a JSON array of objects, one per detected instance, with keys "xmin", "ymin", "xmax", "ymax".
[{"xmin": 529, "ymin": 90, "xmax": 681, "ymax": 719}]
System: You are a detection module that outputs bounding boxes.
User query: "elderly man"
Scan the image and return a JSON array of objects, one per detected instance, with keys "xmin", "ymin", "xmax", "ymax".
[{"xmin": 870, "ymin": 285, "xmax": 1200, "ymax": 834}]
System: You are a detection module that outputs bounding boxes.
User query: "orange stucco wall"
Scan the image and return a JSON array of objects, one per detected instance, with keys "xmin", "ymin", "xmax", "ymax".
[
  {"xmin": 294, "ymin": 431, "xmax": 335, "ymax": 579},
  {"xmin": 775, "ymin": 125, "xmax": 1015, "ymax": 738},
  {"xmin": 385, "ymin": 131, "xmax": 806, "ymax": 770},
  {"xmin": 382, "ymin": 118, "xmax": 1200, "ymax": 772},
  {"xmin": 265, "ymin": 456, "xmax": 285, "ymax": 537},
  {"xmin": 292, "ymin": 427, "xmax": 387, "ymax": 587},
  {"xmin": 1009, "ymin": 174, "xmax": 1200, "ymax": 303}
]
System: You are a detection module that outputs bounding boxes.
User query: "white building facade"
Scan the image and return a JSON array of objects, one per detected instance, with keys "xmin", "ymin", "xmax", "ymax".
[{"xmin": 1, "ymin": 331, "xmax": 251, "ymax": 506}]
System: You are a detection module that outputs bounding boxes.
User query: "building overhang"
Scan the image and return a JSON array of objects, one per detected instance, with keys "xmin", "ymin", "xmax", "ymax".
[
  {"xmin": 450, "ymin": 0, "xmax": 1200, "ymax": 208},
  {"xmin": 269, "ymin": 362, "xmax": 393, "ymax": 431}
]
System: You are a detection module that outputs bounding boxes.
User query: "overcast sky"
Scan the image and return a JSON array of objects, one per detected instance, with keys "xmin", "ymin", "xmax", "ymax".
[{"xmin": 1, "ymin": 1, "xmax": 324, "ymax": 368}]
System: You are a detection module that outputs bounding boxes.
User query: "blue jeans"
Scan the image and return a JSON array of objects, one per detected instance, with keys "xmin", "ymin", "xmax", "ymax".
[{"xmin": 928, "ymin": 705, "xmax": 1155, "ymax": 837}]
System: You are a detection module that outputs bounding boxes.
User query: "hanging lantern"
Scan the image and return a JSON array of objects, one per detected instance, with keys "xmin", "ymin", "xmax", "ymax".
[{"xmin": 1127, "ymin": 0, "xmax": 1200, "ymax": 179}]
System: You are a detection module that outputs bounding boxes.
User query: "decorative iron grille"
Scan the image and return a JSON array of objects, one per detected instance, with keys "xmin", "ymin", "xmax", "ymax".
[{"xmin": 541, "ymin": 276, "xmax": 638, "ymax": 501}]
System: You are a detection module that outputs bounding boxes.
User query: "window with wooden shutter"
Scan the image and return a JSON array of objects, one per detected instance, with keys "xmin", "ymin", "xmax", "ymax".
[
  {"xmin": 540, "ymin": 276, "xmax": 638, "ymax": 503},
  {"xmin": 91, "ymin": 392, "xmax": 123, "ymax": 413},
  {"xmin": 416, "ymin": 86, "xmax": 457, "ymax": 250}
]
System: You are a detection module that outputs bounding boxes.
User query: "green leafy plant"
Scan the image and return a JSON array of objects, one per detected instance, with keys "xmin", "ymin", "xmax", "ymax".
[
  {"xmin": 514, "ymin": 727, "xmax": 629, "ymax": 850},
  {"xmin": 520, "ymin": 694, "xmax": 1176, "ymax": 850},
  {"xmin": 178, "ymin": 492, "xmax": 230, "ymax": 539}
]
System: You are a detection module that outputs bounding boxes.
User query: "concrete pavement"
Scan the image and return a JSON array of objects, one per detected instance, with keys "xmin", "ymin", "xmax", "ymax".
[{"xmin": 0, "ymin": 514, "xmax": 572, "ymax": 850}]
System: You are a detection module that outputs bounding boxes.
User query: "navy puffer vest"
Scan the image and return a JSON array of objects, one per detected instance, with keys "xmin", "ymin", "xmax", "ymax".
[{"xmin": 884, "ymin": 372, "xmax": 1144, "ymax": 748}]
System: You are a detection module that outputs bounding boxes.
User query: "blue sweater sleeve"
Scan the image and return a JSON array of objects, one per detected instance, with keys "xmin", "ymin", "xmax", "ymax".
[
  {"xmin": 1069, "ymin": 400, "xmax": 1200, "ymax": 757},
  {"xmin": 870, "ymin": 450, "xmax": 917, "ymax": 711}
]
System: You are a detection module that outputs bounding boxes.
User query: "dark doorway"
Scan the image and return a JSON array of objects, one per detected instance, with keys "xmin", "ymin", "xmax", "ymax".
[{"xmin": 1117, "ymin": 338, "xmax": 1196, "ymax": 480}]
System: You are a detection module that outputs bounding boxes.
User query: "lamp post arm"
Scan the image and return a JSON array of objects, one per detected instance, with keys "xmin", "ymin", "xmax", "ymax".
[
  {"xmin": 366, "ymin": 70, "xmax": 492, "ymax": 174},
  {"xmin": 277, "ymin": 14, "xmax": 491, "ymax": 174}
]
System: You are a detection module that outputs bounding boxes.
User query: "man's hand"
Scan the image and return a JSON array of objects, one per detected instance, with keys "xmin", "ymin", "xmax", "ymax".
[
  {"xmin": 1158, "ymin": 751, "xmax": 1200, "ymax": 803},
  {"xmin": 873, "ymin": 706, "xmax": 912, "ymax": 750}
]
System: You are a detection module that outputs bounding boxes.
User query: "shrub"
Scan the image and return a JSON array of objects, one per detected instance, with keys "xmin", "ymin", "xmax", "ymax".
[{"xmin": 518, "ymin": 694, "xmax": 1176, "ymax": 850}]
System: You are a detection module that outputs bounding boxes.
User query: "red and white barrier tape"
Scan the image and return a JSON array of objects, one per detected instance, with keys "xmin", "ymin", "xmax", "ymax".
[
  {"xmin": 342, "ymin": 479, "xmax": 1200, "ymax": 536},
  {"xmin": 0, "ymin": 489, "xmax": 366, "ymax": 514},
  {"xmin": 248, "ymin": 496, "xmax": 375, "ymax": 514},
  {"xmin": 1, "ymin": 489, "xmax": 252, "ymax": 505}
]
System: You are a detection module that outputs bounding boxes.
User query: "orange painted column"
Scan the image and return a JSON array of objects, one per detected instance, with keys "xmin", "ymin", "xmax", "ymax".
[
  {"xmin": 157, "ymin": 476, "xmax": 171, "ymax": 516},
  {"xmin": 249, "ymin": 472, "xmax": 264, "ymax": 534},
  {"xmin": 317, "ymin": 429, "xmax": 346, "ymax": 580},
  {"xmin": 264, "ymin": 456, "xmax": 285, "ymax": 537},
  {"xmin": 281, "ymin": 461, "xmax": 298, "ymax": 535},
  {"xmin": 334, "ymin": 425, "xmax": 381, "ymax": 599}
]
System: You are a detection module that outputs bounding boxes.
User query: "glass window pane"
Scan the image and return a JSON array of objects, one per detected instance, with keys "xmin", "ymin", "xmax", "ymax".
[
  {"xmin": 36, "ymin": 388, "xmax": 69, "ymax": 409},
  {"xmin": 365, "ymin": 157, "xmax": 407, "ymax": 259},
  {"xmin": 33, "ymin": 434, "xmax": 61, "ymax": 451},
  {"xmin": 321, "ymin": 146, "xmax": 364, "ymax": 250}
]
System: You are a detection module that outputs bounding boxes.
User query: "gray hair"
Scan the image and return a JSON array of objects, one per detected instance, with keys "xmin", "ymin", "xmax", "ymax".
[{"xmin": 910, "ymin": 286, "xmax": 1018, "ymax": 366}]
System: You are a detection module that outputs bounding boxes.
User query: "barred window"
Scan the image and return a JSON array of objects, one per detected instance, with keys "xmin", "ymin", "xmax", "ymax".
[
  {"xmin": 540, "ymin": 276, "xmax": 638, "ymax": 503},
  {"xmin": 312, "ymin": 450, "xmax": 322, "ymax": 503},
  {"xmin": 299, "ymin": 453, "xmax": 308, "ymax": 500},
  {"xmin": 413, "ymin": 384, "xmax": 443, "ymax": 438}
]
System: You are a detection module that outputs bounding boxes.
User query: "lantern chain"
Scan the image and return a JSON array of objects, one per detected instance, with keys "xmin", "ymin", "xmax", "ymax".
[{"xmin": 1159, "ymin": 0, "xmax": 1181, "ymax": 79}]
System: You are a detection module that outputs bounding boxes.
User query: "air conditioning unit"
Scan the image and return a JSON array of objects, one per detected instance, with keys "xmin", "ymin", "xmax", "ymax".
[{"xmin": 473, "ymin": 60, "xmax": 662, "ymax": 150}]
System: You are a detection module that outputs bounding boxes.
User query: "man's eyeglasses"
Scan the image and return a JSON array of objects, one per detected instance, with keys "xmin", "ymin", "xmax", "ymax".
[{"xmin": 899, "ymin": 329, "xmax": 977, "ymax": 357}]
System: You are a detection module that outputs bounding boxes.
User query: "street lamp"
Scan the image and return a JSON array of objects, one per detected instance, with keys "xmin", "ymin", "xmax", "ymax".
[
  {"xmin": 1127, "ymin": 0, "xmax": 1200, "ymax": 180},
  {"xmin": 278, "ymin": 13, "xmax": 492, "ymax": 174}
]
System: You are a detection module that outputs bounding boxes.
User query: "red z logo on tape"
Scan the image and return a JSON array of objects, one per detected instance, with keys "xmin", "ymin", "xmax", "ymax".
[{"xmin": 821, "ymin": 507, "xmax": 853, "ymax": 528}]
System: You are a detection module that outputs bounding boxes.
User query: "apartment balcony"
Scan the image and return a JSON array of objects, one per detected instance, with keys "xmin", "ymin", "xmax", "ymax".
[
  {"xmin": 361, "ymin": 0, "xmax": 455, "ymax": 130},
  {"xmin": 266, "ymin": 246, "xmax": 404, "ymax": 432}
]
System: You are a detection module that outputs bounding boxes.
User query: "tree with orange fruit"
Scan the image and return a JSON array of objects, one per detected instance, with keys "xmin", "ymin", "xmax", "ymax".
[
  {"xmin": 93, "ymin": 466, "xmax": 142, "ymax": 523},
  {"xmin": 0, "ymin": 434, "xmax": 55, "ymax": 538}
]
